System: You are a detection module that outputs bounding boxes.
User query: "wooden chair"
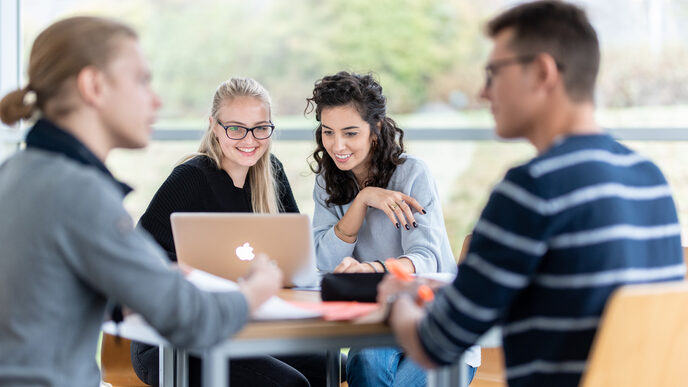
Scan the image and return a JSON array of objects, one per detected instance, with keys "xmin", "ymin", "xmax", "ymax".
[
  {"xmin": 471, "ymin": 346, "xmax": 506, "ymax": 387},
  {"xmin": 580, "ymin": 281, "xmax": 688, "ymax": 387},
  {"xmin": 100, "ymin": 333, "xmax": 150, "ymax": 387},
  {"xmin": 456, "ymin": 233, "xmax": 507, "ymax": 387}
]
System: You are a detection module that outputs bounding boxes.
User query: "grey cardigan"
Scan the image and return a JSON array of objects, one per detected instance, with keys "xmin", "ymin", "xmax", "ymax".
[
  {"xmin": 313, "ymin": 155, "xmax": 457, "ymax": 274},
  {"xmin": 0, "ymin": 149, "xmax": 249, "ymax": 387}
]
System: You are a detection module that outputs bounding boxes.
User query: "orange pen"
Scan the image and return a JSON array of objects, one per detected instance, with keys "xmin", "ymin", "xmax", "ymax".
[{"xmin": 385, "ymin": 258, "xmax": 435, "ymax": 302}]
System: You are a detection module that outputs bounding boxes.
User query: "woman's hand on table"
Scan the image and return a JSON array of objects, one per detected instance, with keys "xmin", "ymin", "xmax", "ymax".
[{"xmin": 334, "ymin": 256, "xmax": 379, "ymax": 273}]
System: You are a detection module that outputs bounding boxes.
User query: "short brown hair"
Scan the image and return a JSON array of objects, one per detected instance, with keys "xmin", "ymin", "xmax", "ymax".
[
  {"xmin": 487, "ymin": 0, "xmax": 599, "ymax": 102},
  {"xmin": 0, "ymin": 16, "xmax": 137, "ymax": 125}
]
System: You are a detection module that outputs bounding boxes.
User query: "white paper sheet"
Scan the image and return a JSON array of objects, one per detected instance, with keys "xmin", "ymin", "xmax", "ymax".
[
  {"xmin": 186, "ymin": 269, "xmax": 322, "ymax": 320},
  {"xmin": 415, "ymin": 271, "xmax": 456, "ymax": 283},
  {"xmin": 186, "ymin": 269, "xmax": 240, "ymax": 292},
  {"xmin": 252, "ymin": 296, "xmax": 322, "ymax": 321}
]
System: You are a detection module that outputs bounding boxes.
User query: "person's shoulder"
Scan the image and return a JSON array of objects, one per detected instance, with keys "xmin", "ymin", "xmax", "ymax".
[
  {"xmin": 170, "ymin": 155, "xmax": 217, "ymax": 182},
  {"xmin": 33, "ymin": 150, "xmax": 118, "ymax": 192},
  {"xmin": 389, "ymin": 154, "xmax": 438, "ymax": 196},
  {"xmin": 269, "ymin": 153, "xmax": 287, "ymax": 172},
  {"xmin": 395, "ymin": 154, "xmax": 430, "ymax": 176},
  {"xmin": 314, "ymin": 172, "xmax": 327, "ymax": 191},
  {"xmin": 178, "ymin": 154, "xmax": 215, "ymax": 172},
  {"xmin": 269, "ymin": 153, "xmax": 283, "ymax": 166},
  {"xmin": 496, "ymin": 156, "xmax": 542, "ymax": 193},
  {"xmin": 24, "ymin": 150, "xmax": 125, "ymax": 213},
  {"xmin": 524, "ymin": 133, "xmax": 656, "ymax": 181}
]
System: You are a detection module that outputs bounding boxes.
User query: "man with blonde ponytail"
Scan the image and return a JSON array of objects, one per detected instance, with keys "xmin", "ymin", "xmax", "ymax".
[
  {"xmin": 0, "ymin": 87, "xmax": 35, "ymax": 125},
  {"xmin": 0, "ymin": 17, "xmax": 283, "ymax": 387},
  {"xmin": 130, "ymin": 77, "xmax": 334, "ymax": 387}
]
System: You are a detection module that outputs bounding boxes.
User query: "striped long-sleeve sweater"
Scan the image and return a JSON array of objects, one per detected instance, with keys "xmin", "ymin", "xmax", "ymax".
[{"xmin": 418, "ymin": 134, "xmax": 685, "ymax": 387}]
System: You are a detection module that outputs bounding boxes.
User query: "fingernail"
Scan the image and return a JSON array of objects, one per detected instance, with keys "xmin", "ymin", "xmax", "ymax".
[
  {"xmin": 413, "ymin": 222, "xmax": 418, "ymax": 228},
  {"xmin": 405, "ymin": 224, "xmax": 410, "ymax": 230},
  {"xmin": 396, "ymin": 223, "xmax": 400, "ymax": 229},
  {"xmin": 422, "ymin": 209, "xmax": 427, "ymax": 214}
]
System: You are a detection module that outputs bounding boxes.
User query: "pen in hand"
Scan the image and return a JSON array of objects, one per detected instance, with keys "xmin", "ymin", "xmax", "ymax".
[{"xmin": 385, "ymin": 258, "xmax": 435, "ymax": 302}]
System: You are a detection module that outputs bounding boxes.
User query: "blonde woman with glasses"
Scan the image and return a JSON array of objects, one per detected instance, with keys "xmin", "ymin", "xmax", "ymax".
[{"xmin": 131, "ymin": 77, "xmax": 335, "ymax": 387}]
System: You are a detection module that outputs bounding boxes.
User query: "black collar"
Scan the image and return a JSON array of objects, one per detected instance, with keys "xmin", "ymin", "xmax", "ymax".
[{"xmin": 25, "ymin": 119, "xmax": 133, "ymax": 196}]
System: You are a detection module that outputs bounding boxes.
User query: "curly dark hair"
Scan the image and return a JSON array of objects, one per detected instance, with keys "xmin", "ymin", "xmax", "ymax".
[{"xmin": 306, "ymin": 71, "xmax": 405, "ymax": 206}]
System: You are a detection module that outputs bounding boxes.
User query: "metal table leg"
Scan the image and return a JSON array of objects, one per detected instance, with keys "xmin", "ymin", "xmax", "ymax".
[
  {"xmin": 203, "ymin": 348, "xmax": 228, "ymax": 387},
  {"xmin": 457, "ymin": 355, "xmax": 468, "ymax": 387},
  {"xmin": 427, "ymin": 354, "xmax": 465, "ymax": 387},
  {"xmin": 176, "ymin": 349, "xmax": 189, "ymax": 387},
  {"xmin": 325, "ymin": 349, "xmax": 341, "ymax": 387},
  {"xmin": 159, "ymin": 345, "xmax": 174, "ymax": 387}
]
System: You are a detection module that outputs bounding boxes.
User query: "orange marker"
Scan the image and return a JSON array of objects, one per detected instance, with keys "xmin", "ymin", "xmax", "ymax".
[
  {"xmin": 386, "ymin": 258, "xmax": 413, "ymax": 281},
  {"xmin": 385, "ymin": 258, "xmax": 435, "ymax": 302},
  {"xmin": 417, "ymin": 285, "xmax": 435, "ymax": 302}
]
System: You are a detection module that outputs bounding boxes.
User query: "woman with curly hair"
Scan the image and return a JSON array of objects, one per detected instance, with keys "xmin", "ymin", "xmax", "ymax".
[{"xmin": 307, "ymin": 71, "xmax": 478, "ymax": 386}]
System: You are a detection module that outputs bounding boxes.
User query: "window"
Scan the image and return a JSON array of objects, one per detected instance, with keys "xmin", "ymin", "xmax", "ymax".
[{"xmin": 13, "ymin": 0, "xmax": 688, "ymax": 254}]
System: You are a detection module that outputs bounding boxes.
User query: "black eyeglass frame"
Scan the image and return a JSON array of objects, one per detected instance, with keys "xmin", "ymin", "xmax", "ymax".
[
  {"xmin": 216, "ymin": 119, "xmax": 276, "ymax": 140},
  {"xmin": 484, "ymin": 54, "xmax": 565, "ymax": 88}
]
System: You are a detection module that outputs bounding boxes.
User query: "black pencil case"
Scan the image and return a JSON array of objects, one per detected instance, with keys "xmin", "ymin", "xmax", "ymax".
[{"xmin": 320, "ymin": 272, "xmax": 385, "ymax": 303}]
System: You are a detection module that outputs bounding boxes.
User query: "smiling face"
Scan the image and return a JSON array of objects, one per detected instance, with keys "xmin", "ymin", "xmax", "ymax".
[
  {"xmin": 320, "ymin": 104, "xmax": 375, "ymax": 182},
  {"xmin": 211, "ymin": 96, "xmax": 271, "ymax": 173}
]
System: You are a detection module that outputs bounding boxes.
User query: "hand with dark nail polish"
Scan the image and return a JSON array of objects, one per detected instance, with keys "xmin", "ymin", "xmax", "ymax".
[
  {"xmin": 413, "ymin": 222, "xmax": 418, "ymax": 228},
  {"xmin": 421, "ymin": 209, "xmax": 427, "ymax": 214},
  {"xmin": 404, "ymin": 224, "xmax": 410, "ymax": 230},
  {"xmin": 396, "ymin": 223, "xmax": 400, "ymax": 229}
]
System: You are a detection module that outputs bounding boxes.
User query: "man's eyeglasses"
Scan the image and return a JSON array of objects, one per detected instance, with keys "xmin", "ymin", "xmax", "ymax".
[
  {"xmin": 484, "ymin": 55, "xmax": 565, "ymax": 89},
  {"xmin": 484, "ymin": 55, "xmax": 536, "ymax": 89},
  {"xmin": 216, "ymin": 119, "xmax": 275, "ymax": 140}
]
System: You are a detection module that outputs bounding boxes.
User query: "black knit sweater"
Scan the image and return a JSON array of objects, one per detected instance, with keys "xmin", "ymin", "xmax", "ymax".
[{"xmin": 138, "ymin": 154, "xmax": 299, "ymax": 261}]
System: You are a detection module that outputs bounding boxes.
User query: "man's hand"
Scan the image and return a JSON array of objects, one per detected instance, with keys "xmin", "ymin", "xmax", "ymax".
[
  {"xmin": 388, "ymin": 296, "xmax": 438, "ymax": 369},
  {"xmin": 377, "ymin": 273, "xmax": 418, "ymax": 303},
  {"xmin": 238, "ymin": 254, "xmax": 283, "ymax": 312}
]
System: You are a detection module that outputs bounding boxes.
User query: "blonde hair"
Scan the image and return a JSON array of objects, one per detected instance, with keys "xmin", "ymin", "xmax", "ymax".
[
  {"xmin": 190, "ymin": 77, "xmax": 280, "ymax": 214},
  {"xmin": 0, "ymin": 16, "xmax": 137, "ymax": 125}
]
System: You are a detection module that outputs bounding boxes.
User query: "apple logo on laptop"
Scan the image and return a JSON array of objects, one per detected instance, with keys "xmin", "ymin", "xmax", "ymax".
[{"xmin": 235, "ymin": 242, "xmax": 255, "ymax": 261}]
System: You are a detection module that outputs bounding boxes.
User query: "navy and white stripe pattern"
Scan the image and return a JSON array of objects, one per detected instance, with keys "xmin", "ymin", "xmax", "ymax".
[{"xmin": 418, "ymin": 135, "xmax": 684, "ymax": 387}]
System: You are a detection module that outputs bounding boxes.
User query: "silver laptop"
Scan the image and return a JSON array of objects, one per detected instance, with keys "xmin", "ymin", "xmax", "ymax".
[{"xmin": 171, "ymin": 213, "xmax": 318, "ymax": 287}]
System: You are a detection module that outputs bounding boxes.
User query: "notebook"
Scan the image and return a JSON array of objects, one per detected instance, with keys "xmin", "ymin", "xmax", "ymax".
[{"xmin": 171, "ymin": 213, "xmax": 318, "ymax": 287}]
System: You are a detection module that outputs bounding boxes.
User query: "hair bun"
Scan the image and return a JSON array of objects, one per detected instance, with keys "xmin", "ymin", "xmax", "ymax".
[{"xmin": 0, "ymin": 87, "xmax": 36, "ymax": 126}]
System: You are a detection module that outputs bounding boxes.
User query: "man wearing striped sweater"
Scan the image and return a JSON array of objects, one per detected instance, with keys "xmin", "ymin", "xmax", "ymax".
[{"xmin": 380, "ymin": 1, "xmax": 685, "ymax": 386}]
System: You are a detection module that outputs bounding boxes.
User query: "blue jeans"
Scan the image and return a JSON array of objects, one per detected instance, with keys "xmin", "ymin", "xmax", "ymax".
[{"xmin": 347, "ymin": 347, "xmax": 476, "ymax": 387}]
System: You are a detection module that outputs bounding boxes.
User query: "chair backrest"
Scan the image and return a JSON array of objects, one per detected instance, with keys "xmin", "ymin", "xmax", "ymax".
[
  {"xmin": 580, "ymin": 281, "xmax": 688, "ymax": 387},
  {"xmin": 471, "ymin": 347, "xmax": 507, "ymax": 387},
  {"xmin": 100, "ymin": 333, "xmax": 150, "ymax": 387}
]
